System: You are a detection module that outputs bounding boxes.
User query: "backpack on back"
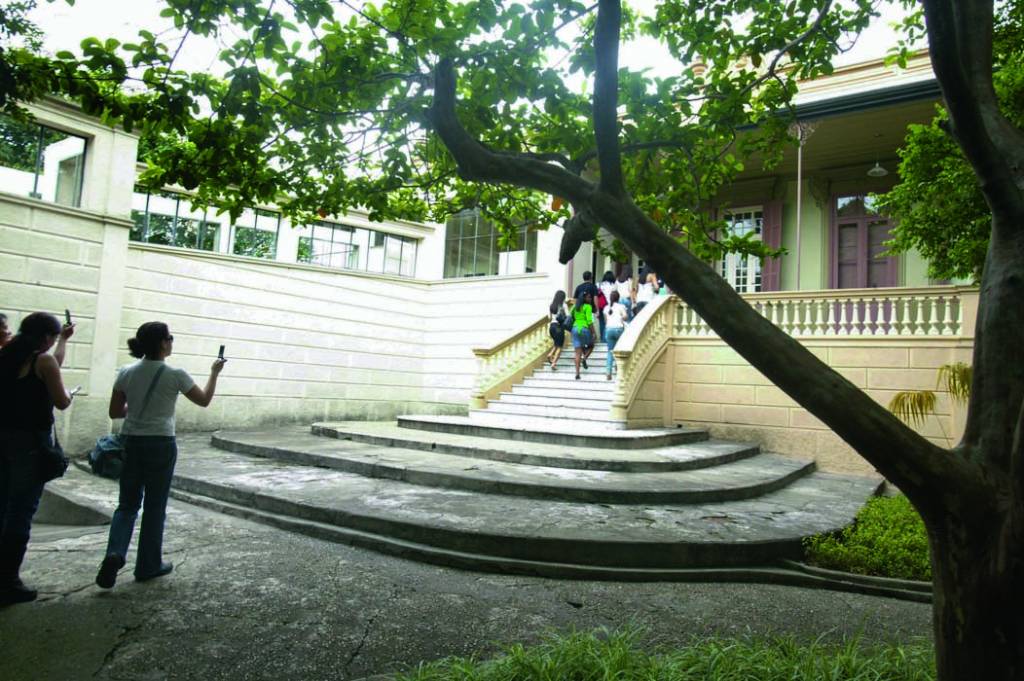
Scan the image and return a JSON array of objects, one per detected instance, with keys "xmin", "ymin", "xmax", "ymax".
[{"xmin": 88, "ymin": 434, "xmax": 125, "ymax": 479}]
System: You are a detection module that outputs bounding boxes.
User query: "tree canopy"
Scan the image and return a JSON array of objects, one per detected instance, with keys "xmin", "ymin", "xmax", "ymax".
[
  {"xmin": 878, "ymin": 0, "xmax": 1024, "ymax": 282},
  {"xmin": 1, "ymin": 0, "xmax": 879, "ymax": 260}
]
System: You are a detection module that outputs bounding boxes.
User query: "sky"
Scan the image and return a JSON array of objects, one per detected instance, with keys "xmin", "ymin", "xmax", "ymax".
[{"xmin": 30, "ymin": 0, "xmax": 919, "ymax": 80}]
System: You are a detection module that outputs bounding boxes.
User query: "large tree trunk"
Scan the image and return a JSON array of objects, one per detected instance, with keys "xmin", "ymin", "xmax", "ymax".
[{"xmin": 927, "ymin": 498, "xmax": 1024, "ymax": 680}]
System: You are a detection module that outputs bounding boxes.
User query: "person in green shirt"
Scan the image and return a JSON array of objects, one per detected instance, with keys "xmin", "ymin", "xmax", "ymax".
[{"xmin": 571, "ymin": 291, "xmax": 597, "ymax": 380}]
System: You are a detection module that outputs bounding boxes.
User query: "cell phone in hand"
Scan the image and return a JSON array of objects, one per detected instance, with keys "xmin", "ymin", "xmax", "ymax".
[
  {"xmin": 64, "ymin": 309, "xmax": 72, "ymax": 325},
  {"xmin": 218, "ymin": 345, "xmax": 225, "ymax": 360},
  {"xmin": 69, "ymin": 386, "xmax": 82, "ymax": 396}
]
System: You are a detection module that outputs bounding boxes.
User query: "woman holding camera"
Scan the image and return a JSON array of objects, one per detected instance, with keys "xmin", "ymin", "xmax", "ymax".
[
  {"xmin": 0, "ymin": 312, "xmax": 74, "ymax": 605},
  {"xmin": 95, "ymin": 322, "xmax": 225, "ymax": 589}
]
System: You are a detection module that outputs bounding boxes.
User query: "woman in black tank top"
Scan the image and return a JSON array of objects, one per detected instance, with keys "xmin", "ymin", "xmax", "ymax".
[{"xmin": 0, "ymin": 312, "xmax": 75, "ymax": 605}]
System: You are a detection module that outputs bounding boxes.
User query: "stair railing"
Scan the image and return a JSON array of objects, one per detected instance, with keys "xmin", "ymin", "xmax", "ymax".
[
  {"xmin": 609, "ymin": 294, "xmax": 676, "ymax": 421},
  {"xmin": 470, "ymin": 315, "xmax": 555, "ymax": 409}
]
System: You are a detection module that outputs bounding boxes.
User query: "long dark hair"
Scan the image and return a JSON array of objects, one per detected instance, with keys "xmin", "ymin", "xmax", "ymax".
[
  {"xmin": 617, "ymin": 264, "xmax": 633, "ymax": 283},
  {"xmin": 128, "ymin": 322, "xmax": 170, "ymax": 360},
  {"xmin": 549, "ymin": 290, "xmax": 566, "ymax": 315},
  {"xmin": 0, "ymin": 312, "xmax": 61, "ymax": 379},
  {"xmin": 601, "ymin": 270, "xmax": 615, "ymax": 284}
]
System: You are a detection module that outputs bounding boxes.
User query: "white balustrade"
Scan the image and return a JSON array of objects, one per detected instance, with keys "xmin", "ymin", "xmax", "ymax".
[{"xmin": 672, "ymin": 287, "xmax": 966, "ymax": 338}]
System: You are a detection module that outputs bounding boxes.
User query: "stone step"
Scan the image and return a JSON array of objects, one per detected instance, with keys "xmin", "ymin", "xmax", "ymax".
[
  {"xmin": 509, "ymin": 385, "xmax": 618, "ymax": 400},
  {"xmin": 169, "ymin": 434, "xmax": 882, "ymax": 570},
  {"xmin": 467, "ymin": 409, "xmax": 628, "ymax": 430},
  {"xmin": 526, "ymin": 371, "xmax": 616, "ymax": 385},
  {"xmin": 312, "ymin": 421, "xmax": 760, "ymax": 472},
  {"xmin": 550, "ymin": 351, "xmax": 610, "ymax": 364},
  {"xmin": 211, "ymin": 428, "xmax": 804, "ymax": 504},
  {"xmin": 495, "ymin": 393, "xmax": 613, "ymax": 411},
  {"xmin": 480, "ymin": 400, "xmax": 609, "ymax": 419},
  {"xmin": 397, "ymin": 414, "xmax": 704, "ymax": 448}
]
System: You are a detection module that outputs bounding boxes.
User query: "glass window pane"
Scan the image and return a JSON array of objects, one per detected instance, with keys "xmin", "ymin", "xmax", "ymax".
[
  {"xmin": 384, "ymin": 235, "xmax": 403, "ymax": 275},
  {"xmin": 401, "ymin": 239, "xmax": 416, "ymax": 277},
  {"xmin": 38, "ymin": 126, "xmax": 85, "ymax": 206},
  {"xmin": 0, "ymin": 116, "xmax": 86, "ymax": 207}
]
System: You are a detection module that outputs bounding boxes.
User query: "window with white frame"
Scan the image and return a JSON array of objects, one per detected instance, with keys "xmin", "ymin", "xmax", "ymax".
[
  {"xmin": 718, "ymin": 207, "xmax": 763, "ymax": 293},
  {"xmin": 131, "ymin": 188, "xmax": 222, "ymax": 251},
  {"xmin": 0, "ymin": 114, "xmax": 85, "ymax": 207},
  {"xmin": 443, "ymin": 209, "xmax": 538, "ymax": 278},
  {"xmin": 230, "ymin": 208, "xmax": 280, "ymax": 259},
  {"xmin": 296, "ymin": 220, "xmax": 417, "ymax": 277}
]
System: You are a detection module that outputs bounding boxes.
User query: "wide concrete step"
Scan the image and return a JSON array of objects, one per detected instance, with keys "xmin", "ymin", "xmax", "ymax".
[
  {"xmin": 313, "ymin": 421, "xmax": 760, "ymax": 472},
  {"xmin": 410, "ymin": 412, "xmax": 679, "ymax": 441},
  {"xmin": 495, "ymin": 393, "xmax": 613, "ymax": 411},
  {"xmin": 509, "ymin": 385, "xmax": 618, "ymax": 400},
  {"xmin": 479, "ymin": 401, "xmax": 609, "ymax": 419},
  {"xmin": 211, "ymin": 428, "xmax": 802, "ymax": 504},
  {"xmin": 170, "ymin": 434, "xmax": 881, "ymax": 571},
  {"xmin": 399, "ymin": 414, "xmax": 697, "ymax": 447},
  {"xmin": 526, "ymin": 371, "xmax": 617, "ymax": 385}
]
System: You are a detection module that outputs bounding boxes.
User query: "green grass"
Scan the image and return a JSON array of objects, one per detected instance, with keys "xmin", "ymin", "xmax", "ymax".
[
  {"xmin": 804, "ymin": 495, "xmax": 931, "ymax": 581},
  {"xmin": 397, "ymin": 627, "xmax": 935, "ymax": 681}
]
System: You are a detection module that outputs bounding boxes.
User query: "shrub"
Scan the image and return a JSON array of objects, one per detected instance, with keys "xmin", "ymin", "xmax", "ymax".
[
  {"xmin": 398, "ymin": 627, "xmax": 935, "ymax": 681},
  {"xmin": 804, "ymin": 495, "xmax": 931, "ymax": 581}
]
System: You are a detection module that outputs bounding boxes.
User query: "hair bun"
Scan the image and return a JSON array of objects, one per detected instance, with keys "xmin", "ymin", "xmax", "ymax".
[{"xmin": 127, "ymin": 337, "xmax": 144, "ymax": 358}]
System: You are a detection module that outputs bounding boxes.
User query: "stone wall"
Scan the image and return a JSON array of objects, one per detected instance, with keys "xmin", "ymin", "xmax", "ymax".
[{"xmin": 629, "ymin": 337, "xmax": 974, "ymax": 474}]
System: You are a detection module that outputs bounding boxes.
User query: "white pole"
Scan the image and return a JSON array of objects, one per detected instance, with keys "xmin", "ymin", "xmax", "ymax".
[{"xmin": 795, "ymin": 137, "xmax": 803, "ymax": 292}]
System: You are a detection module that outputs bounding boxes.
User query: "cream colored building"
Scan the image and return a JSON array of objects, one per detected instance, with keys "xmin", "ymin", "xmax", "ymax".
[{"xmin": 0, "ymin": 53, "xmax": 974, "ymax": 474}]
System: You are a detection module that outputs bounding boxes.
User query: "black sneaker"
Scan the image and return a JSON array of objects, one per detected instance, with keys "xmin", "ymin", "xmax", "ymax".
[
  {"xmin": 95, "ymin": 553, "xmax": 124, "ymax": 589},
  {"xmin": 0, "ymin": 579, "xmax": 37, "ymax": 606},
  {"xmin": 135, "ymin": 562, "xmax": 173, "ymax": 583},
  {"xmin": 582, "ymin": 359, "xmax": 589, "ymax": 369}
]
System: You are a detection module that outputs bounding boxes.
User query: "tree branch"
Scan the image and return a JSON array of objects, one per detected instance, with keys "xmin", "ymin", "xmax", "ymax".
[
  {"xmin": 591, "ymin": 194, "xmax": 988, "ymax": 513},
  {"xmin": 428, "ymin": 58, "xmax": 593, "ymax": 205},
  {"xmin": 592, "ymin": 0, "xmax": 624, "ymax": 196}
]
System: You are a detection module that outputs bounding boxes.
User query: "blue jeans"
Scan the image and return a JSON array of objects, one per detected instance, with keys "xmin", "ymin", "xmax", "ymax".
[
  {"xmin": 105, "ymin": 436, "xmax": 177, "ymax": 577},
  {"xmin": 0, "ymin": 429, "xmax": 47, "ymax": 585},
  {"xmin": 571, "ymin": 327, "xmax": 592, "ymax": 349},
  {"xmin": 605, "ymin": 326, "xmax": 625, "ymax": 374}
]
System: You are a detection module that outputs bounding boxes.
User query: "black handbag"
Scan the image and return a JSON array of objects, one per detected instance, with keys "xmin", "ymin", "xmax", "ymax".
[{"xmin": 37, "ymin": 426, "xmax": 69, "ymax": 483}]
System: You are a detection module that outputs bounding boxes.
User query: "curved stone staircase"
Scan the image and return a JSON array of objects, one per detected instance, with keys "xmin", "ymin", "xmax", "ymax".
[{"xmin": 167, "ymin": 347, "xmax": 881, "ymax": 579}]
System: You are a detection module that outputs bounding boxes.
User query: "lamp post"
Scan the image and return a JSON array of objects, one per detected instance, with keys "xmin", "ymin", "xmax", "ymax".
[{"xmin": 787, "ymin": 121, "xmax": 818, "ymax": 291}]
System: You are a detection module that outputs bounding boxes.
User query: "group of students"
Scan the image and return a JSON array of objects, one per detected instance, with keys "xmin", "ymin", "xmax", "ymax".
[
  {"xmin": 0, "ymin": 311, "xmax": 226, "ymax": 606},
  {"xmin": 546, "ymin": 267, "xmax": 666, "ymax": 381}
]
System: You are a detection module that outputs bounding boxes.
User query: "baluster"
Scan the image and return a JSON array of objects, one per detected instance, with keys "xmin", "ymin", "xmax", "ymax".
[
  {"xmin": 942, "ymin": 297, "xmax": 954, "ymax": 335},
  {"xmin": 851, "ymin": 297, "xmax": 865, "ymax": 335},
  {"xmin": 780, "ymin": 301, "xmax": 790, "ymax": 335},
  {"xmin": 825, "ymin": 298, "xmax": 837, "ymax": 336},
  {"xmin": 801, "ymin": 300, "xmax": 813, "ymax": 336},
  {"xmin": 868, "ymin": 297, "xmax": 878, "ymax": 335},
  {"xmin": 955, "ymin": 296, "xmax": 964, "ymax": 336},
  {"xmin": 879, "ymin": 296, "xmax": 892, "ymax": 336},
  {"xmin": 912, "ymin": 296, "xmax": 926, "ymax": 336},
  {"xmin": 894, "ymin": 298, "xmax": 906, "ymax": 335},
  {"xmin": 928, "ymin": 297, "xmax": 941, "ymax": 335},
  {"xmin": 815, "ymin": 299, "xmax": 826, "ymax": 337},
  {"xmin": 837, "ymin": 298, "xmax": 849, "ymax": 336}
]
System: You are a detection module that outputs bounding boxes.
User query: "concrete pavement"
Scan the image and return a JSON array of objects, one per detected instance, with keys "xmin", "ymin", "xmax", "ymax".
[{"xmin": 1, "ymin": 466, "xmax": 933, "ymax": 681}]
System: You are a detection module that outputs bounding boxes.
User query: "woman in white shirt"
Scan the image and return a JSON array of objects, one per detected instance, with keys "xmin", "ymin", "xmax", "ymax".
[
  {"xmin": 615, "ymin": 265, "xmax": 635, "ymax": 320},
  {"xmin": 633, "ymin": 269, "xmax": 658, "ymax": 315},
  {"xmin": 604, "ymin": 291, "xmax": 629, "ymax": 380},
  {"xmin": 95, "ymin": 321, "xmax": 225, "ymax": 589}
]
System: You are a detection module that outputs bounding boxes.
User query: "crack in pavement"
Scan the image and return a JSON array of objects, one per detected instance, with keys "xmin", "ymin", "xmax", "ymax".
[
  {"xmin": 93, "ymin": 620, "xmax": 146, "ymax": 679},
  {"xmin": 343, "ymin": 585, "xmax": 402, "ymax": 678}
]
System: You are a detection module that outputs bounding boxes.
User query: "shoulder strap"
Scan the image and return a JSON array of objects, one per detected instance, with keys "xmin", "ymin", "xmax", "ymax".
[{"xmin": 137, "ymin": 364, "xmax": 167, "ymax": 418}]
